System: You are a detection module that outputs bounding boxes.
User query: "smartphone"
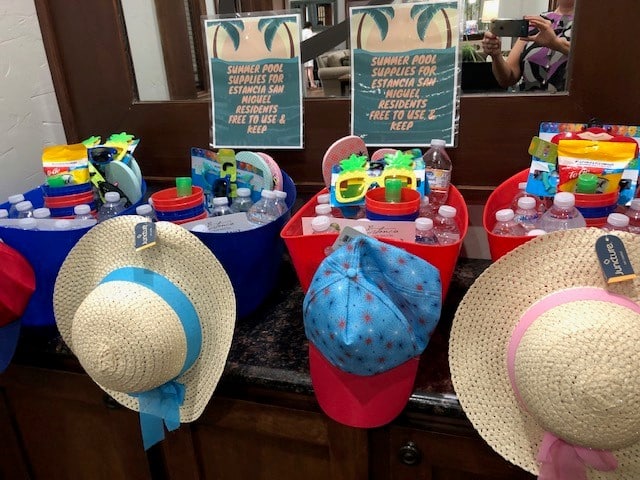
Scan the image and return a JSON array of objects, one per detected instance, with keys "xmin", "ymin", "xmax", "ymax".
[{"xmin": 489, "ymin": 19, "xmax": 529, "ymax": 37}]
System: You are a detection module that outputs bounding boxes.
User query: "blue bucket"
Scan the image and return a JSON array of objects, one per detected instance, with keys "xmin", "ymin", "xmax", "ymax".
[
  {"xmin": 0, "ymin": 181, "xmax": 146, "ymax": 327},
  {"xmin": 192, "ymin": 172, "xmax": 296, "ymax": 318}
]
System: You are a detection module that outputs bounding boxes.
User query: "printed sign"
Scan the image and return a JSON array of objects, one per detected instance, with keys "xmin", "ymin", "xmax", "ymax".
[
  {"xmin": 205, "ymin": 14, "xmax": 304, "ymax": 148},
  {"xmin": 350, "ymin": 1, "xmax": 459, "ymax": 146}
]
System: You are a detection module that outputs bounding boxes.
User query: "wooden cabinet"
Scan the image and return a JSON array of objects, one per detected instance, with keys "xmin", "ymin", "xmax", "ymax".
[
  {"xmin": 0, "ymin": 365, "xmax": 152, "ymax": 480},
  {"xmin": 1, "ymin": 365, "xmax": 534, "ymax": 479}
]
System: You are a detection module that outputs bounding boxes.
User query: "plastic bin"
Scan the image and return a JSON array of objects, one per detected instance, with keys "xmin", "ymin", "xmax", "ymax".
[
  {"xmin": 192, "ymin": 172, "xmax": 297, "ymax": 319},
  {"xmin": 281, "ymin": 185, "xmax": 468, "ymax": 298},
  {"xmin": 483, "ymin": 169, "xmax": 536, "ymax": 261},
  {"xmin": 0, "ymin": 181, "xmax": 146, "ymax": 327}
]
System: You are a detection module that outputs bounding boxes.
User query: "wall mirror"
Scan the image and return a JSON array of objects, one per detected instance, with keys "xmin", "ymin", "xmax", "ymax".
[{"xmin": 122, "ymin": 0, "xmax": 571, "ymax": 101}]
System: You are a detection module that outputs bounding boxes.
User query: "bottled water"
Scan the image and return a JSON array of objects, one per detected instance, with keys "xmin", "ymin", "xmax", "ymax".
[
  {"xmin": 419, "ymin": 195, "xmax": 435, "ymax": 218},
  {"xmin": 311, "ymin": 215, "xmax": 331, "ymax": 234},
  {"xmin": 317, "ymin": 192, "xmax": 342, "ymax": 218},
  {"xmin": 602, "ymin": 213, "xmax": 630, "ymax": 232},
  {"xmin": 433, "ymin": 205, "xmax": 460, "ymax": 245},
  {"xmin": 33, "ymin": 207, "xmax": 51, "ymax": 219},
  {"xmin": 492, "ymin": 209, "xmax": 526, "ymax": 236},
  {"xmin": 625, "ymin": 198, "xmax": 640, "ymax": 234},
  {"xmin": 511, "ymin": 182, "xmax": 547, "ymax": 214},
  {"xmin": 53, "ymin": 219, "xmax": 73, "ymax": 231},
  {"xmin": 15, "ymin": 201, "xmax": 34, "ymax": 219},
  {"xmin": 527, "ymin": 229, "xmax": 547, "ymax": 237},
  {"xmin": 0, "ymin": 209, "xmax": 8, "ymax": 219},
  {"xmin": 247, "ymin": 190, "xmax": 280, "ymax": 225},
  {"xmin": 424, "ymin": 139, "xmax": 452, "ymax": 209},
  {"xmin": 210, "ymin": 197, "xmax": 232, "ymax": 216},
  {"xmin": 230, "ymin": 188, "xmax": 253, "ymax": 213},
  {"xmin": 190, "ymin": 224, "xmax": 209, "ymax": 233},
  {"xmin": 414, "ymin": 217, "xmax": 439, "ymax": 245},
  {"xmin": 74, "ymin": 204, "xmax": 94, "ymax": 220},
  {"xmin": 537, "ymin": 192, "xmax": 586, "ymax": 233},
  {"xmin": 97, "ymin": 191, "xmax": 125, "ymax": 222},
  {"xmin": 315, "ymin": 204, "xmax": 333, "ymax": 217},
  {"xmin": 135, "ymin": 204, "xmax": 158, "ymax": 222},
  {"xmin": 513, "ymin": 196, "xmax": 539, "ymax": 232},
  {"xmin": 273, "ymin": 190, "xmax": 288, "ymax": 215},
  {"xmin": 7, "ymin": 194, "xmax": 25, "ymax": 218}
]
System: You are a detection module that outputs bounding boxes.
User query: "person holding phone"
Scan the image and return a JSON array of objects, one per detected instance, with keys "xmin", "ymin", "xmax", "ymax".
[{"xmin": 481, "ymin": 0, "xmax": 574, "ymax": 92}]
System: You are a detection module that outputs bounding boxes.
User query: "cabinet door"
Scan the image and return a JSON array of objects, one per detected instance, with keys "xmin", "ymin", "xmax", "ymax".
[
  {"xmin": 0, "ymin": 365, "xmax": 152, "ymax": 480},
  {"xmin": 380, "ymin": 425, "xmax": 534, "ymax": 480},
  {"xmin": 162, "ymin": 397, "xmax": 368, "ymax": 480}
]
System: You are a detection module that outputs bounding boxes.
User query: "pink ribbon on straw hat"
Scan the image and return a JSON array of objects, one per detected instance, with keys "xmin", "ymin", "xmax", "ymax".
[{"xmin": 506, "ymin": 287, "xmax": 625, "ymax": 480}]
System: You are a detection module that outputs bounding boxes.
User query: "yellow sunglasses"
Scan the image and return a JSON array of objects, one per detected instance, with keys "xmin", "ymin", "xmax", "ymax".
[{"xmin": 335, "ymin": 168, "xmax": 417, "ymax": 203}]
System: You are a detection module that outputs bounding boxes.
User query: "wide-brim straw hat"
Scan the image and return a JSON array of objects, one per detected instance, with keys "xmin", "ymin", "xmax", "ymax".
[
  {"xmin": 450, "ymin": 228, "xmax": 640, "ymax": 479},
  {"xmin": 54, "ymin": 216, "xmax": 236, "ymax": 422}
]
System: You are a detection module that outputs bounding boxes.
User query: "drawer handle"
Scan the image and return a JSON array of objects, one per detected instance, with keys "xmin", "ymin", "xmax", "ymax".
[{"xmin": 399, "ymin": 441, "xmax": 422, "ymax": 466}]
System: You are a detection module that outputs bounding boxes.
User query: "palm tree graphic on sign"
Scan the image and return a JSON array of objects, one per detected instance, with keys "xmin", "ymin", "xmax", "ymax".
[
  {"xmin": 258, "ymin": 18, "xmax": 296, "ymax": 58},
  {"xmin": 410, "ymin": 3, "xmax": 454, "ymax": 48},
  {"xmin": 211, "ymin": 20, "xmax": 245, "ymax": 59},
  {"xmin": 354, "ymin": 7, "xmax": 395, "ymax": 50}
]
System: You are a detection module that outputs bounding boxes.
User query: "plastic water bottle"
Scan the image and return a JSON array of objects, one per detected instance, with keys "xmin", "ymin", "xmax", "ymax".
[
  {"xmin": 210, "ymin": 197, "xmax": 232, "ymax": 216},
  {"xmin": 311, "ymin": 216, "xmax": 331, "ymax": 234},
  {"xmin": 97, "ymin": 191, "xmax": 125, "ymax": 222},
  {"xmin": 230, "ymin": 188, "xmax": 253, "ymax": 213},
  {"xmin": 602, "ymin": 213, "xmax": 630, "ymax": 232},
  {"xmin": 419, "ymin": 195, "xmax": 435, "ymax": 218},
  {"xmin": 315, "ymin": 204, "xmax": 333, "ymax": 217},
  {"xmin": 513, "ymin": 196, "xmax": 539, "ymax": 232},
  {"xmin": 433, "ymin": 205, "xmax": 460, "ymax": 245},
  {"xmin": 247, "ymin": 190, "xmax": 279, "ymax": 225},
  {"xmin": 317, "ymin": 192, "xmax": 342, "ymax": 218},
  {"xmin": 424, "ymin": 139, "xmax": 452, "ymax": 209},
  {"xmin": 33, "ymin": 207, "xmax": 51, "ymax": 219},
  {"xmin": 0, "ymin": 209, "xmax": 8, "ymax": 219},
  {"xmin": 135, "ymin": 204, "xmax": 158, "ymax": 222},
  {"xmin": 537, "ymin": 192, "xmax": 586, "ymax": 233},
  {"xmin": 74, "ymin": 204, "xmax": 94, "ymax": 220},
  {"xmin": 527, "ymin": 229, "xmax": 547, "ymax": 237},
  {"xmin": 190, "ymin": 224, "xmax": 209, "ymax": 233},
  {"xmin": 625, "ymin": 198, "xmax": 640, "ymax": 234},
  {"xmin": 53, "ymin": 219, "xmax": 73, "ymax": 231},
  {"xmin": 415, "ymin": 217, "xmax": 439, "ymax": 245},
  {"xmin": 7, "ymin": 194, "xmax": 25, "ymax": 218},
  {"xmin": 273, "ymin": 190, "xmax": 288, "ymax": 215},
  {"xmin": 511, "ymin": 182, "xmax": 547, "ymax": 214},
  {"xmin": 492, "ymin": 209, "xmax": 526, "ymax": 236},
  {"xmin": 15, "ymin": 201, "xmax": 34, "ymax": 219}
]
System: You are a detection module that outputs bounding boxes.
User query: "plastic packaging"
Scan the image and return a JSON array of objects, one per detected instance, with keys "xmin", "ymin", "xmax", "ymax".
[
  {"xmin": 424, "ymin": 139, "xmax": 452, "ymax": 208},
  {"xmin": 230, "ymin": 187, "xmax": 253, "ymax": 213},
  {"xmin": 15, "ymin": 201, "xmax": 34, "ymax": 219},
  {"xmin": 273, "ymin": 190, "xmax": 288, "ymax": 215},
  {"xmin": 136, "ymin": 204, "xmax": 158, "ymax": 222},
  {"xmin": 433, "ymin": 205, "xmax": 460, "ymax": 245},
  {"xmin": 210, "ymin": 197, "xmax": 233, "ymax": 216},
  {"xmin": 415, "ymin": 217, "xmax": 438, "ymax": 245},
  {"xmin": 492, "ymin": 209, "xmax": 526, "ymax": 237},
  {"xmin": 8, "ymin": 194, "xmax": 25, "ymax": 218},
  {"xmin": 537, "ymin": 192, "xmax": 586, "ymax": 232},
  {"xmin": 247, "ymin": 190, "xmax": 279, "ymax": 225},
  {"xmin": 513, "ymin": 196, "xmax": 539, "ymax": 232},
  {"xmin": 74, "ymin": 204, "xmax": 94, "ymax": 220},
  {"xmin": 97, "ymin": 191, "xmax": 125, "ymax": 222},
  {"xmin": 602, "ymin": 213, "xmax": 630, "ymax": 232}
]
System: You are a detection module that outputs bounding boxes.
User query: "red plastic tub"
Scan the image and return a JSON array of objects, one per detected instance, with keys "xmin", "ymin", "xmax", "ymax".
[
  {"xmin": 150, "ymin": 186, "xmax": 204, "ymax": 211},
  {"xmin": 365, "ymin": 187, "xmax": 420, "ymax": 220},
  {"xmin": 483, "ymin": 169, "xmax": 533, "ymax": 262},
  {"xmin": 281, "ymin": 186, "xmax": 468, "ymax": 298}
]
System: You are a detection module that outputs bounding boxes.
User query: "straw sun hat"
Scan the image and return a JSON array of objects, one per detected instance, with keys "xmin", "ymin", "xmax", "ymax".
[
  {"xmin": 54, "ymin": 216, "xmax": 236, "ymax": 449},
  {"xmin": 450, "ymin": 228, "xmax": 640, "ymax": 479}
]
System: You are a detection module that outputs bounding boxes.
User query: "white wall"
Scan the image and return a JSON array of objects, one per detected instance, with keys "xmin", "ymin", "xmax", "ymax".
[{"xmin": 0, "ymin": 0, "xmax": 66, "ymax": 201}]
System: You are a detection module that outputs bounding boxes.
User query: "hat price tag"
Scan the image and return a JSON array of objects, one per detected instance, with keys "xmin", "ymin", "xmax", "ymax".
[
  {"xmin": 135, "ymin": 222, "xmax": 157, "ymax": 251},
  {"xmin": 595, "ymin": 235, "xmax": 636, "ymax": 283}
]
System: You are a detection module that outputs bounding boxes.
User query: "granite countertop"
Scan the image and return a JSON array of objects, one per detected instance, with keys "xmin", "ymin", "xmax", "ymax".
[{"xmin": 13, "ymin": 253, "xmax": 491, "ymax": 419}]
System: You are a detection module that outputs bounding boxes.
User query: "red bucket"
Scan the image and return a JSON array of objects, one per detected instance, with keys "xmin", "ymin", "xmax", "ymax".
[
  {"xmin": 281, "ymin": 186, "xmax": 468, "ymax": 298},
  {"xmin": 483, "ymin": 169, "xmax": 535, "ymax": 262},
  {"xmin": 150, "ymin": 186, "xmax": 204, "ymax": 211}
]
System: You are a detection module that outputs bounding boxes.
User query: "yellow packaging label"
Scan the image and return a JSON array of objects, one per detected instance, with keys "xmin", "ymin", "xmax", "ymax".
[{"xmin": 42, "ymin": 143, "xmax": 90, "ymax": 185}]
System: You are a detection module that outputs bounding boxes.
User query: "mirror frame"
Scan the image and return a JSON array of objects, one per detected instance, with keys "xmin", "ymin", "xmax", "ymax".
[{"xmin": 35, "ymin": 0, "xmax": 640, "ymax": 201}]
